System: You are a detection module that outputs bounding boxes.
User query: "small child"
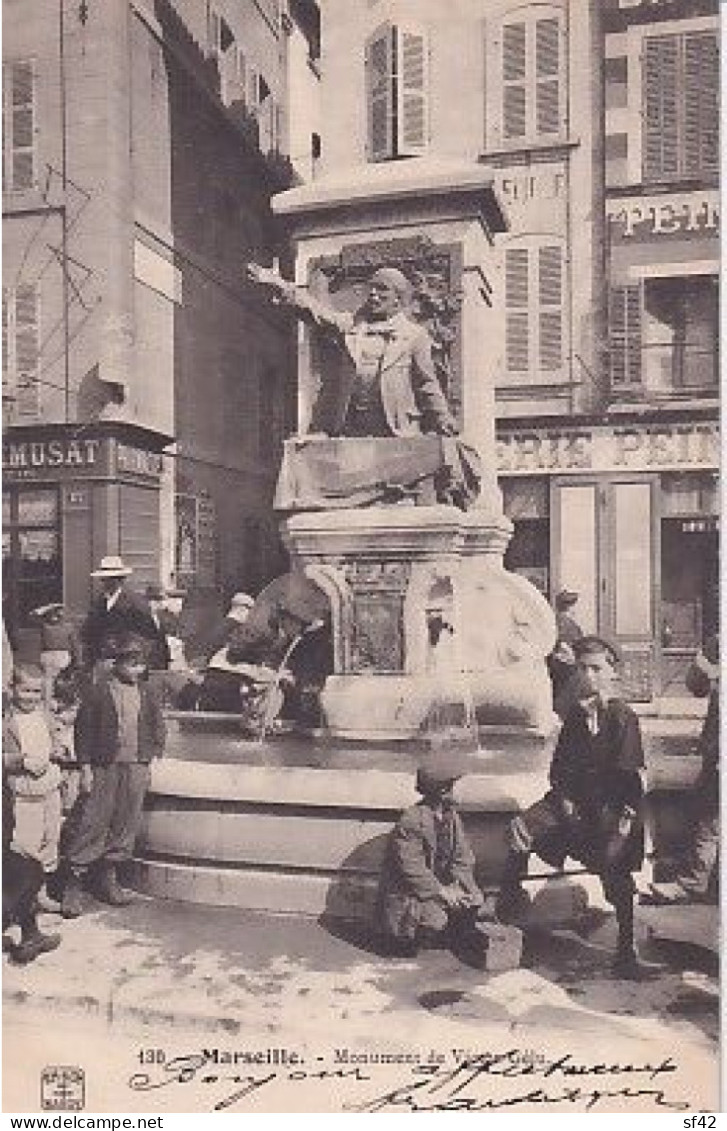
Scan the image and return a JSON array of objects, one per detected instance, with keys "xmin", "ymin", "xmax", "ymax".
[
  {"xmin": 60, "ymin": 634, "xmax": 166, "ymax": 917},
  {"xmin": 31, "ymin": 604, "xmax": 82, "ymax": 706},
  {"xmin": 496, "ymin": 635, "xmax": 663, "ymax": 980},
  {"xmin": 2, "ymin": 665, "xmax": 63, "ymax": 924},
  {"xmin": 377, "ymin": 756, "xmax": 485, "ymax": 957}
]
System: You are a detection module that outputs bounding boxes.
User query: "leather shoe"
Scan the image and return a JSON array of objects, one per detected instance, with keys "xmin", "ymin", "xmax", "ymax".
[{"xmin": 11, "ymin": 929, "xmax": 61, "ymax": 965}]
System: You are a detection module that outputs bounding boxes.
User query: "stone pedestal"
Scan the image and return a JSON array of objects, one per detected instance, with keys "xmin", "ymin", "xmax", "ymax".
[{"xmin": 283, "ymin": 500, "xmax": 556, "ymax": 743}]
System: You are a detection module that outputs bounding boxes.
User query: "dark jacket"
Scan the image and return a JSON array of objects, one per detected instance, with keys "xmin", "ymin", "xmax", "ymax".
[
  {"xmin": 550, "ymin": 696, "xmax": 645, "ymax": 815},
  {"xmin": 81, "ymin": 587, "xmax": 158, "ymax": 665},
  {"xmin": 686, "ymin": 633, "xmax": 719, "ymax": 792},
  {"xmin": 74, "ymin": 675, "xmax": 166, "ymax": 765}
]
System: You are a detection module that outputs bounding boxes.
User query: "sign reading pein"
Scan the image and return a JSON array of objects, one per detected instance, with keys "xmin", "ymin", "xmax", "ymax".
[
  {"xmin": 496, "ymin": 421, "xmax": 718, "ymax": 475},
  {"xmin": 607, "ymin": 191, "xmax": 719, "ymax": 242}
]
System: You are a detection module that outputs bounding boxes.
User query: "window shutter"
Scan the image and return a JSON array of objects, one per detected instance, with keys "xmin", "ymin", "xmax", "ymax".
[
  {"xmin": 397, "ymin": 26, "xmax": 428, "ymax": 156},
  {"xmin": 365, "ymin": 24, "xmax": 395, "ymax": 161},
  {"xmin": 643, "ymin": 36, "xmax": 679, "ymax": 182},
  {"xmin": 538, "ymin": 245, "xmax": 563, "ymax": 370},
  {"xmin": 503, "ymin": 23, "xmax": 526, "ymax": 139},
  {"xmin": 4, "ymin": 61, "xmax": 36, "ymax": 191},
  {"xmin": 2, "ymin": 289, "xmax": 10, "ymax": 398},
  {"xmin": 506, "ymin": 247, "xmax": 529, "ymax": 372},
  {"xmin": 684, "ymin": 32, "xmax": 719, "ymax": 176},
  {"xmin": 13, "ymin": 283, "xmax": 40, "ymax": 420},
  {"xmin": 535, "ymin": 18, "xmax": 560, "ymax": 136},
  {"xmin": 609, "ymin": 285, "xmax": 642, "ymax": 388}
]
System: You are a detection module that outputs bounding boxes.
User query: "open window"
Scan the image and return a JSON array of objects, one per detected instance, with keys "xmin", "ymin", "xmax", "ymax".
[{"xmin": 365, "ymin": 22, "xmax": 428, "ymax": 161}]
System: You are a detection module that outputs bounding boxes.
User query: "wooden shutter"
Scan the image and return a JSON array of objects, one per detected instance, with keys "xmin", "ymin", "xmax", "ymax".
[
  {"xmin": 535, "ymin": 18, "xmax": 560, "ymax": 136},
  {"xmin": 365, "ymin": 24, "xmax": 395, "ymax": 161},
  {"xmin": 397, "ymin": 26, "xmax": 428, "ymax": 156},
  {"xmin": 13, "ymin": 284, "xmax": 40, "ymax": 420},
  {"xmin": 4, "ymin": 61, "xmax": 36, "ymax": 191},
  {"xmin": 609, "ymin": 285, "xmax": 642, "ymax": 389},
  {"xmin": 684, "ymin": 31, "xmax": 719, "ymax": 177},
  {"xmin": 643, "ymin": 36, "xmax": 680, "ymax": 182},
  {"xmin": 503, "ymin": 22, "xmax": 526, "ymax": 139},
  {"xmin": 506, "ymin": 247, "xmax": 529, "ymax": 372},
  {"xmin": 538, "ymin": 245, "xmax": 563, "ymax": 370},
  {"xmin": 2, "ymin": 289, "xmax": 10, "ymax": 400}
]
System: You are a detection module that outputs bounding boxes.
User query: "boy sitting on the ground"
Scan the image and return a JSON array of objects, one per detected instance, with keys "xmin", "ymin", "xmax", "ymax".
[
  {"xmin": 496, "ymin": 635, "xmax": 663, "ymax": 981},
  {"xmin": 377, "ymin": 756, "xmax": 485, "ymax": 957}
]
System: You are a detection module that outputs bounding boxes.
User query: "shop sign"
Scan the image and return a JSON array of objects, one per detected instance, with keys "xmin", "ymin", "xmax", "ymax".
[
  {"xmin": 2, "ymin": 438, "xmax": 106, "ymax": 480},
  {"xmin": 116, "ymin": 443, "xmax": 163, "ymax": 480},
  {"xmin": 497, "ymin": 421, "xmax": 719, "ymax": 475},
  {"xmin": 607, "ymin": 191, "xmax": 719, "ymax": 242}
]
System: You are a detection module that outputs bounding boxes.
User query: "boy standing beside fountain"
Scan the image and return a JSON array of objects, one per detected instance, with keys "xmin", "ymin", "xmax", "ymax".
[{"xmin": 60, "ymin": 634, "xmax": 166, "ymax": 918}]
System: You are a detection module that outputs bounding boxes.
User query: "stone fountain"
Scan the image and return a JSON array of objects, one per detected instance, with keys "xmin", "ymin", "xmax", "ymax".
[{"xmin": 134, "ymin": 158, "xmax": 558, "ymax": 920}]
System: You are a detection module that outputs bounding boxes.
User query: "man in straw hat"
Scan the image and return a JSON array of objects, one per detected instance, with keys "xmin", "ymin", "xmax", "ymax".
[
  {"xmin": 496, "ymin": 635, "xmax": 664, "ymax": 980},
  {"xmin": 81, "ymin": 556, "xmax": 158, "ymax": 669},
  {"xmin": 59, "ymin": 633, "xmax": 166, "ymax": 917},
  {"xmin": 377, "ymin": 753, "xmax": 485, "ymax": 957},
  {"xmin": 248, "ymin": 261, "xmax": 457, "ymax": 439}
]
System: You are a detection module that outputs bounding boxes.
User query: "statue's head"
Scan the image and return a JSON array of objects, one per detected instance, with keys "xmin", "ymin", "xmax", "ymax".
[{"xmin": 366, "ymin": 267, "xmax": 411, "ymax": 320}]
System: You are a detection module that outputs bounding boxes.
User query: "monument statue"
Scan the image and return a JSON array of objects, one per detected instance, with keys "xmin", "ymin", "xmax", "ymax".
[
  {"xmin": 247, "ymin": 262, "xmax": 481, "ymax": 510},
  {"xmin": 247, "ymin": 262, "xmax": 457, "ymax": 439}
]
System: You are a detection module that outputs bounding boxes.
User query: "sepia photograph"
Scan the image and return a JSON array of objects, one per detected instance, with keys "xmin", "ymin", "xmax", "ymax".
[{"xmin": 1, "ymin": 0, "xmax": 721, "ymax": 1116}]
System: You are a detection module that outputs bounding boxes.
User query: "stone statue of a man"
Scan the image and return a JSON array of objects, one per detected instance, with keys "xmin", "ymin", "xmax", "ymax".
[{"xmin": 247, "ymin": 262, "xmax": 457, "ymax": 439}]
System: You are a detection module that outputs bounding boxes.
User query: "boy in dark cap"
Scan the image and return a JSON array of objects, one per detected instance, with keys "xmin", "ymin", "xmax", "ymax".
[
  {"xmin": 59, "ymin": 634, "xmax": 166, "ymax": 917},
  {"xmin": 496, "ymin": 635, "xmax": 662, "ymax": 980},
  {"xmin": 377, "ymin": 755, "xmax": 484, "ymax": 956}
]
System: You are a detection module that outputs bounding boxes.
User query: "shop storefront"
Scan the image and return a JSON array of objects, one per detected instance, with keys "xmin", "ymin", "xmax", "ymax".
[
  {"xmin": 2, "ymin": 423, "xmax": 170, "ymax": 651},
  {"xmin": 498, "ymin": 413, "xmax": 719, "ymax": 700}
]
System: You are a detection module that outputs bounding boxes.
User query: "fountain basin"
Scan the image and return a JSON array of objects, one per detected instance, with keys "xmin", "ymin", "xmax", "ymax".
[{"xmin": 131, "ymin": 712, "xmax": 699, "ymax": 920}]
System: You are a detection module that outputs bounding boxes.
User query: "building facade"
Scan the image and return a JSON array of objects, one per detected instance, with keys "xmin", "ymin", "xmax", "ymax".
[
  {"xmin": 314, "ymin": 0, "xmax": 718, "ymax": 699},
  {"xmin": 3, "ymin": 0, "xmax": 320, "ymax": 645},
  {"xmin": 499, "ymin": 0, "xmax": 720, "ymax": 698}
]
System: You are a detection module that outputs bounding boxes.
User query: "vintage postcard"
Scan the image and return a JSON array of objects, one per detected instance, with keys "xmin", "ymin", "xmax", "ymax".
[{"xmin": 2, "ymin": 0, "xmax": 720, "ymax": 1116}]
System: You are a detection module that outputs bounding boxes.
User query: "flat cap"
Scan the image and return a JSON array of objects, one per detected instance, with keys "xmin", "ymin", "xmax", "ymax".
[{"xmin": 573, "ymin": 634, "xmax": 621, "ymax": 666}]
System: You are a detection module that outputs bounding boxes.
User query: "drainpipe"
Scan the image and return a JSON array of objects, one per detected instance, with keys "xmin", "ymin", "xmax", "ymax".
[
  {"xmin": 59, "ymin": 0, "xmax": 70, "ymax": 421},
  {"xmin": 99, "ymin": 0, "xmax": 135, "ymax": 417}
]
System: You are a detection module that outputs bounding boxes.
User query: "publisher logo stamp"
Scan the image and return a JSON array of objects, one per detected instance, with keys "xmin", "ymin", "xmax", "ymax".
[{"xmin": 41, "ymin": 1067, "xmax": 85, "ymax": 1111}]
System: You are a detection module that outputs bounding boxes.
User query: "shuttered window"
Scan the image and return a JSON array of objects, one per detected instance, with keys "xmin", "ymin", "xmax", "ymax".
[
  {"xmin": 609, "ymin": 285, "xmax": 642, "ymax": 389},
  {"xmin": 3, "ymin": 60, "xmax": 36, "ymax": 192},
  {"xmin": 538, "ymin": 246, "xmax": 563, "ymax": 370},
  {"xmin": 398, "ymin": 29, "xmax": 427, "ymax": 154},
  {"xmin": 503, "ymin": 24, "xmax": 527, "ymax": 139},
  {"xmin": 505, "ymin": 243, "xmax": 564, "ymax": 376},
  {"xmin": 501, "ymin": 13, "xmax": 564, "ymax": 143},
  {"xmin": 2, "ymin": 284, "xmax": 41, "ymax": 420},
  {"xmin": 506, "ymin": 248, "xmax": 529, "ymax": 371},
  {"xmin": 535, "ymin": 19, "xmax": 560, "ymax": 136},
  {"xmin": 643, "ymin": 31, "xmax": 719, "ymax": 182},
  {"xmin": 365, "ymin": 23, "xmax": 428, "ymax": 161}
]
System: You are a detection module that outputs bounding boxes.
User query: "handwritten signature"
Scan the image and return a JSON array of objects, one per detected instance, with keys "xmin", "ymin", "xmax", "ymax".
[
  {"xmin": 127, "ymin": 1048, "xmax": 691, "ymax": 1113},
  {"xmin": 345, "ymin": 1050, "xmax": 690, "ymax": 1113}
]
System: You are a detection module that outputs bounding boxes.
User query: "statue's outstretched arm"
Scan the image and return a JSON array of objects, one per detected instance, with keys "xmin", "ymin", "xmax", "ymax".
[{"xmin": 246, "ymin": 263, "xmax": 351, "ymax": 336}]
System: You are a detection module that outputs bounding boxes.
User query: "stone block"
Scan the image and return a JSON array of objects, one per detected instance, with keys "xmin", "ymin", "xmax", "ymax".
[{"xmin": 470, "ymin": 922, "xmax": 523, "ymax": 972}]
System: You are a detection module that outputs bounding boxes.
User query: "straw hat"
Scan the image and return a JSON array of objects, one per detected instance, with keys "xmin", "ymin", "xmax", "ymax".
[{"xmin": 90, "ymin": 555, "xmax": 132, "ymax": 578}]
